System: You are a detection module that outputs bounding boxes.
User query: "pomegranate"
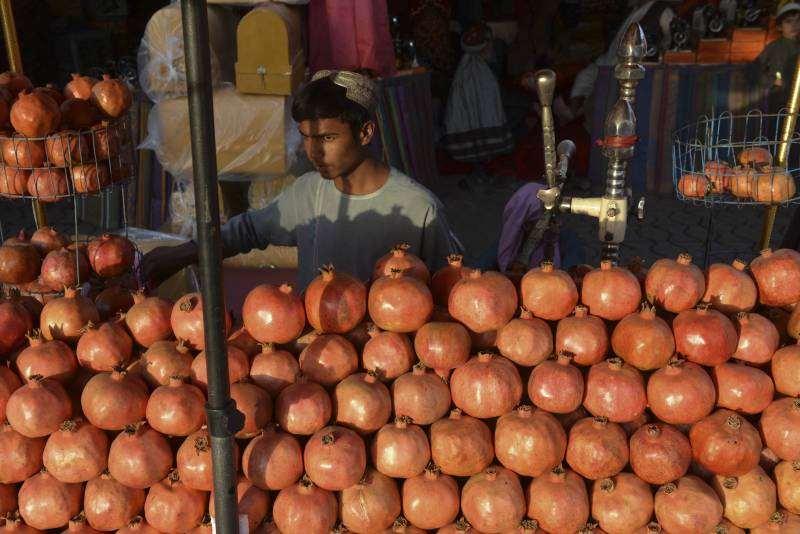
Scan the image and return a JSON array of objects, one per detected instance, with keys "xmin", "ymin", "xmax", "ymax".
[
  {"xmin": 81, "ymin": 368, "xmax": 148, "ymax": 430},
  {"xmin": 227, "ymin": 326, "xmax": 260, "ymax": 357},
  {"xmin": 647, "ymin": 357, "xmax": 715, "ymax": 424},
  {"xmin": 526, "ymin": 466, "xmax": 590, "ymax": 534},
  {"xmin": 305, "ymin": 264, "xmax": 366, "ymax": 333},
  {"xmin": 298, "ymin": 334, "xmax": 358, "ymax": 387},
  {"xmin": 750, "ymin": 510, "xmax": 800, "ymax": 533},
  {"xmin": 84, "ymin": 471, "xmax": 146, "ymax": 531},
  {"xmin": 27, "ymin": 168, "xmax": 68, "ymax": 202},
  {"xmin": 369, "ymin": 269, "xmax": 433, "ymax": 332},
  {"xmin": 690, "ymin": 409, "xmax": 762, "ymax": 476},
  {"xmin": 249, "ymin": 342, "xmax": 299, "ymax": 395},
  {"xmin": 242, "ymin": 283, "xmax": 306, "ymax": 344},
  {"xmin": 76, "ymin": 318, "xmax": 133, "ymax": 372},
  {"xmin": 18, "ymin": 469, "xmax": 81, "ymax": 530},
  {"xmin": 712, "ymin": 361, "xmax": 774, "ymax": 414},
  {"xmin": 752, "ymin": 166, "xmax": 796, "ymax": 203},
  {"xmin": 273, "ymin": 476, "xmax": 337, "ymax": 534},
  {"xmin": 361, "ymin": 324, "xmax": 414, "ymax": 381},
  {"xmin": 2, "ymin": 135, "xmax": 45, "ymax": 168},
  {"xmin": 461, "ymin": 466, "xmax": 526, "ymax": 533},
  {"xmin": 528, "ymin": 351, "xmax": 584, "ymax": 414},
  {"xmin": 373, "ymin": 243, "xmax": 430, "ymax": 282},
  {"xmin": 0, "ymin": 299, "xmax": 32, "ymax": 355},
  {"xmin": 583, "ymin": 358, "xmax": 646, "ymax": 423},
  {"xmin": 750, "ymin": 248, "xmax": 800, "ymax": 307},
  {"xmin": 414, "ymin": 321, "xmax": 471, "ymax": 375},
  {"xmin": 90, "ymin": 120, "xmax": 120, "ymax": 160},
  {"xmin": 448, "ymin": 270, "xmax": 517, "ymax": 333},
  {"xmin": 176, "ymin": 427, "xmax": 240, "ymax": 491},
  {"xmin": 646, "ymin": 253, "xmax": 705, "ymax": 312},
  {"xmin": 0, "ymin": 365, "xmax": 21, "ymax": 422},
  {"xmin": 555, "ymin": 305, "xmax": 609, "ymax": 366},
  {"xmin": 678, "ymin": 173, "xmax": 709, "ymax": 197},
  {"xmin": 91, "ymin": 75, "xmax": 131, "ymax": 118},
  {"xmin": 0, "ymin": 484, "xmax": 16, "ymax": 518},
  {"xmin": 430, "ymin": 254, "xmax": 469, "ymax": 306},
  {"xmin": 739, "ymin": 147, "xmax": 773, "ymax": 166},
  {"xmin": 673, "ymin": 305, "xmax": 738, "ymax": 366},
  {"xmin": 171, "ymin": 292, "xmax": 232, "ymax": 350},
  {"xmin": 6, "ymin": 375, "xmax": 71, "ymax": 437},
  {"xmin": 340, "ymin": 467, "xmax": 402, "ymax": 533},
  {"xmin": 772, "ymin": 341, "xmax": 800, "ymax": 396},
  {"xmin": 230, "ymin": 381, "xmax": 272, "ymax": 438},
  {"xmin": 1, "ymin": 512, "xmax": 42, "ymax": 534},
  {"xmin": 705, "ymin": 160, "xmax": 732, "ymax": 192},
  {"xmin": 209, "ymin": 475, "xmax": 270, "ymax": 533},
  {"xmin": 654, "ymin": 476, "xmax": 723, "ymax": 533},
  {"xmin": 86, "ymin": 234, "xmax": 134, "ymax": 278},
  {"xmin": 242, "ymin": 425, "xmax": 303, "ymax": 490},
  {"xmin": 15, "ymin": 331, "xmax": 76, "ymax": 384},
  {"xmin": 371, "ymin": 416, "xmax": 430, "ymax": 478},
  {"xmin": 11, "ymin": 90, "xmax": 60, "ymax": 137},
  {"xmin": 116, "ymin": 516, "xmax": 162, "ymax": 534},
  {"xmin": 566, "ymin": 416, "xmax": 629, "ymax": 480},
  {"xmin": 5, "ymin": 287, "xmax": 42, "ymax": 323},
  {"xmin": 40, "ymin": 247, "xmax": 90, "ymax": 291},
  {"xmin": 449, "ymin": 352, "xmax": 523, "ymax": 418},
  {"xmin": 611, "ymin": 303, "xmax": 674, "ymax": 370},
  {"xmin": 712, "ymin": 466, "xmax": 776, "ymax": 529},
  {"xmin": 190, "ymin": 344, "xmax": 250, "ymax": 392},
  {"xmin": 63, "ymin": 73, "xmax": 98, "ymax": 100},
  {"xmin": 702, "ymin": 259, "xmax": 757, "ymax": 314},
  {"xmin": 144, "ymin": 470, "xmax": 208, "ymax": 534},
  {"xmin": 145, "ymin": 376, "xmax": 206, "ymax": 436},
  {"xmin": 40, "ymin": 286, "xmax": 99, "ymax": 343},
  {"xmin": 732, "ymin": 312, "xmax": 779, "ymax": 364},
  {"xmin": 62, "ymin": 513, "xmax": 101, "ymax": 534},
  {"xmin": 0, "ymin": 71, "xmax": 33, "ymax": 96},
  {"xmin": 333, "ymin": 371, "xmax": 392, "ymax": 434},
  {"xmin": 0, "ymin": 422, "xmax": 46, "ymax": 483},
  {"xmin": 0, "ymin": 243, "xmax": 41, "ymax": 285},
  {"xmin": 581, "ymin": 260, "xmax": 642, "ymax": 320},
  {"xmin": 43, "ymin": 419, "xmax": 108, "ymax": 483},
  {"xmin": 108, "ymin": 422, "xmax": 172, "ymax": 489},
  {"xmin": 430, "ymin": 409, "xmax": 493, "ymax": 476},
  {"xmin": 591, "ymin": 474, "xmax": 654, "ymax": 534},
  {"xmin": 391, "ymin": 363, "xmax": 451, "ymax": 425},
  {"xmin": 381, "ymin": 517, "xmax": 428, "ymax": 534},
  {"xmin": 402, "ymin": 463, "xmax": 460, "ymax": 530},
  {"xmin": 124, "ymin": 292, "xmax": 174, "ymax": 347},
  {"xmin": 140, "ymin": 340, "xmax": 194, "ymax": 388},
  {"xmin": 30, "ymin": 226, "xmax": 69, "ymax": 255},
  {"xmin": 60, "ymin": 97, "xmax": 99, "ymax": 129},
  {"xmin": 0, "ymin": 166, "xmax": 29, "ymax": 196},
  {"xmin": 520, "ymin": 261, "xmax": 579, "ymax": 320},
  {"xmin": 275, "ymin": 376, "xmax": 332, "ymax": 435},
  {"xmin": 775, "ymin": 460, "xmax": 800, "ymax": 514},
  {"xmin": 304, "ymin": 425, "xmax": 367, "ymax": 491},
  {"xmin": 629, "ymin": 423, "xmax": 692, "ymax": 485},
  {"xmin": 760, "ymin": 397, "xmax": 800, "ymax": 461},
  {"xmin": 496, "ymin": 307, "xmax": 552, "ymax": 366},
  {"xmin": 495, "ymin": 405, "xmax": 566, "ymax": 476},
  {"xmin": 45, "ymin": 131, "xmax": 91, "ymax": 167}
]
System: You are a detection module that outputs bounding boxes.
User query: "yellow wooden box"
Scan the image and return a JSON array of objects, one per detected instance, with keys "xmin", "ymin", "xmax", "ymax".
[{"xmin": 235, "ymin": 4, "xmax": 305, "ymax": 96}]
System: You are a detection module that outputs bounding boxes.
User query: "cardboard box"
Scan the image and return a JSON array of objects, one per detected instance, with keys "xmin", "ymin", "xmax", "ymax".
[
  {"xmin": 235, "ymin": 4, "xmax": 305, "ymax": 96},
  {"xmin": 663, "ymin": 50, "xmax": 697, "ymax": 64}
]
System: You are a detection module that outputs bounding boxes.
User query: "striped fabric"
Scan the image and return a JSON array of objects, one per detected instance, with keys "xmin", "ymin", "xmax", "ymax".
[{"xmin": 589, "ymin": 64, "xmax": 771, "ymax": 194}]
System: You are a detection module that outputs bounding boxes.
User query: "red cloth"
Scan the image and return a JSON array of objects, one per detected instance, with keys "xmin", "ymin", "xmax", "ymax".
[{"xmin": 309, "ymin": 0, "xmax": 397, "ymax": 78}]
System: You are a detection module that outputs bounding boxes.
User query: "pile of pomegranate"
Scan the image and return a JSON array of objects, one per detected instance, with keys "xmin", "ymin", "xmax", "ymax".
[
  {"xmin": 1, "ymin": 243, "xmax": 800, "ymax": 534},
  {"xmin": 0, "ymin": 71, "xmax": 133, "ymax": 200}
]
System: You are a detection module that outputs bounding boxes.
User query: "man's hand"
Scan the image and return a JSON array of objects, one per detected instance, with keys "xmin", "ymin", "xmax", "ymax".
[{"xmin": 141, "ymin": 241, "xmax": 199, "ymax": 290}]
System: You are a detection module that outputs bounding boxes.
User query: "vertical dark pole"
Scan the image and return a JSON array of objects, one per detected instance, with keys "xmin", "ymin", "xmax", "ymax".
[{"xmin": 180, "ymin": 1, "xmax": 241, "ymax": 532}]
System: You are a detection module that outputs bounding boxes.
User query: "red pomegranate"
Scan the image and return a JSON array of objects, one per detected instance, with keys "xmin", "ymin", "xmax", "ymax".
[
  {"xmin": 402, "ymin": 463, "xmax": 460, "ymax": 530},
  {"xmin": 303, "ymin": 425, "xmax": 366, "ymax": 491},
  {"xmin": 81, "ymin": 369, "xmax": 147, "ymax": 431},
  {"xmin": 645, "ymin": 253, "xmax": 706, "ymax": 313},
  {"xmin": 760, "ymin": 397, "xmax": 800, "ymax": 461},
  {"xmin": 0, "ymin": 166, "xmax": 30, "ymax": 197},
  {"xmin": 712, "ymin": 466, "xmax": 777, "ymax": 529},
  {"xmin": 175, "ymin": 427, "xmax": 240, "ymax": 492},
  {"xmin": 298, "ymin": 333, "xmax": 358, "ymax": 387},
  {"xmin": 190, "ymin": 344, "xmax": 250, "ymax": 392},
  {"xmin": 750, "ymin": 510, "xmax": 800, "ymax": 533},
  {"xmin": 16, "ymin": 331, "xmax": 77, "ymax": 383},
  {"xmin": 566, "ymin": 416, "xmax": 629, "ymax": 480},
  {"xmin": 339, "ymin": 467, "xmax": 402, "ymax": 533},
  {"xmin": 750, "ymin": 248, "xmax": 800, "ymax": 307},
  {"xmin": 430, "ymin": 409, "xmax": 494, "ymax": 476},
  {"xmin": 521, "ymin": 261, "xmax": 579, "ymax": 321},
  {"xmin": 60, "ymin": 97, "xmax": 98, "ymax": 129},
  {"xmin": 39, "ymin": 247, "xmax": 90, "ymax": 291},
  {"xmin": 0, "ymin": 365, "xmax": 21, "ymax": 422},
  {"xmin": 76, "ymin": 318, "xmax": 133, "ymax": 373},
  {"xmin": 45, "ymin": 131, "xmax": 91, "ymax": 167},
  {"xmin": 17, "ymin": 469, "xmax": 81, "ymax": 530},
  {"xmin": 304, "ymin": 264, "xmax": 366, "ymax": 333},
  {"xmin": 63, "ymin": 73, "xmax": 98, "ymax": 100},
  {"xmin": 461, "ymin": 466, "xmax": 526, "ymax": 533},
  {"xmin": 249, "ymin": 342, "xmax": 299, "ymax": 395},
  {"xmin": 107, "ymin": 423, "xmax": 172, "ymax": 489},
  {"xmin": 242, "ymin": 283, "xmax": 306, "ymax": 344},
  {"xmin": 145, "ymin": 376, "xmax": 206, "ymax": 437},
  {"xmin": 0, "ymin": 71, "xmax": 33, "ymax": 96},
  {"xmin": 91, "ymin": 284, "xmax": 134, "ymax": 319},
  {"xmin": 414, "ymin": 321, "xmax": 471, "ymax": 375},
  {"xmin": 84, "ymin": 471, "xmax": 146, "ymax": 531},
  {"xmin": 495, "ymin": 307, "xmax": 552, "ymax": 366},
  {"xmin": 143, "ymin": 470, "xmax": 208, "ymax": 534},
  {"xmin": 448, "ymin": 270, "xmax": 517, "ymax": 333},
  {"xmin": 733, "ymin": 312, "xmax": 779, "ymax": 364},
  {"xmin": 171, "ymin": 292, "xmax": 232, "ymax": 350},
  {"xmin": 42, "ymin": 418, "xmax": 108, "ymax": 483},
  {"xmin": 581, "ymin": 260, "xmax": 642, "ymax": 320},
  {"xmin": 647, "ymin": 357, "xmax": 716, "ymax": 424},
  {"xmin": 0, "ymin": 242, "xmax": 41, "ymax": 285},
  {"xmin": 86, "ymin": 234, "xmax": 134, "ymax": 278},
  {"xmin": 0, "ymin": 299, "xmax": 32, "ymax": 355},
  {"xmin": 673, "ymin": 305, "xmax": 738, "ymax": 366},
  {"xmin": 654, "ymin": 476, "xmax": 723, "ymax": 533},
  {"xmin": 702, "ymin": 259, "xmax": 757, "ymax": 314},
  {"xmin": 116, "ymin": 516, "xmax": 162, "ymax": 534},
  {"xmin": 10, "ymin": 90, "xmax": 60, "ymax": 137},
  {"xmin": 705, "ymin": 160, "xmax": 732, "ymax": 192},
  {"xmin": 583, "ymin": 358, "xmax": 646, "ymax": 423},
  {"xmin": 242, "ymin": 425, "xmax": 303, "ymax": 491},
  {"xmin": 333, "ymin": 371, "xmax": 392, "ymax": 434},
  {"xmin": 391, "ymin": 363, "xmax": 451, "ymax": 425},
  {"xmin": 555, "ymin": 305, "xmax": 608, "ymax": 366},
  {"xmin": 495, "ymin": 405, "xmax": 566, "ymax": 476},
  {"xmin": 209, "ymin": 475, "xmax": 270, "ymax": 533},
  {"xmin": 373, "ymin": 243, "xmax": 430, "ymax": 282},
  {"xmin": 369, "ymin": 269, "xmax": 433, "ymax": 332},
  {"xmin": 690, "ymin": 409, "xmax": 762, "ymax": 476},
  {"xmin": 526, "ymin": 466, "xmax": 590, "ymax": 534},
  {"xmin": 528, "ymin": 352, "xmax": 584, "ymax": 414},
  {"xmin": 591, "ymin": 473, "xmax": 654, "ymax": 534},
  {"xmin": 140, "ymin": 340, "xmax": 193, "ymax": 388},
  {"xmin": 91, "ymin": 75, "xmax": 132, "ymax": 118},
  {"xmin": 630, "ymin": 423, "xmax": 691, "ymax": 485},
  {"xmin": 712, "ymin": 361, "xmax": 775, "ymax": 414},
  {"xmin": 0, "ymin": 421, "xmax": 46, "ymax": 483},
  {"xmin": 430, "ymin": 254, "xmax": 469, "ymax": 306},
  {"xmin": 124, "ymin": 292, "xmax": 173, "ymax": 347},
  {"xmin": 30, "ymin": 226, "xmax": 69, "ymax": 255},
  {"xmin": 774, "ymin": 460, "xmax": 800, "ymax": 516},
  {"xmin": 275, "ymin": 376, "xmax": 332, "ymax": 435},
  {"xmin": 227, "ymin": 326, "xmax": 260, "ymax": 357},
  {"xmin": 39, "ymin": 286, "xmax": 99, "ymax": 343},
  {"xmin": 362, "ymin": 325, "xmax": 414, "ymax": 381},
  {"xmin": 6, "ymin": 375, "xmax": 71, "ymax": 437},
  {"xmin": 272, "ymin": 476, "xmax": 337, "ymax": 534},
  {"xmin": 611, "ymin": 303, "xmax": 674, "ymax": 370},
  {"xmin": 449, "ymin": 352, "xmax": 523, "ymax": 419},
  {"xmin": 370, "ymin": 416, "xmax": 430, "ymax": 478},
  {"xmin": 229, "ymin": 381, "xmax": 272, "ymax": 439},
  {"xmin": 772, "ymin": 341, "xmax": 800, "ymax": 396}
]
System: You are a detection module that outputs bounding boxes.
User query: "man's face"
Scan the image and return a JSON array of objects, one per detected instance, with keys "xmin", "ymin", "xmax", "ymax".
[
  {"xmin": 298, "ymin": 118, "xmax": 372, "ymax": 179},
  {"xmin": 781, "ymin": 12, "xmax": 800, "ymax": 40}
]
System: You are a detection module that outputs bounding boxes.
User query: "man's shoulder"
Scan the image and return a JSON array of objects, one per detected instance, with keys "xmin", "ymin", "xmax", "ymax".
[{"xmin": 384, "ymin": 168, "xmax": 445, "ymax": 209}]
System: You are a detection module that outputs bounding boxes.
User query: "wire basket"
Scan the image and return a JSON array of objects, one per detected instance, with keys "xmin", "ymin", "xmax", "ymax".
[
  {"xmin": 672, "ymin": 109, "xmax": 800, "ymax": 207},
  {"xmin": 0, "ymin": 115, "xmax": 135, "ymax": 200}
]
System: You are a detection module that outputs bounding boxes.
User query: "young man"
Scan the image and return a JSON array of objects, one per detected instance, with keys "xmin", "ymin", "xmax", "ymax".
[
  {"xmin": 752, "ymin": 1, "xmax": 800, "ymax": 104},
  {"xmin": 143, "ymin": 70, "xmax": 459, "ymax": 290}
]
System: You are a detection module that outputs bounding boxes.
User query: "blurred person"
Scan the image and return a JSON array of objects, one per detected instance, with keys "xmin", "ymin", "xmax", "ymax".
[{"xmin": 751, "ymin": 1, "xmax": 800, "ymax": 105}]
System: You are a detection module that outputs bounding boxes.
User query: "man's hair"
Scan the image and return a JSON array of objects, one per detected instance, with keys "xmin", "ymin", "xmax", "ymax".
[
  {"xmin": 778, "ymin": 9, "xmax": 800, "ymax": 26},
  {"xmin": 291, "ymin": 76, "xmax": 372, "ymax": 140}
]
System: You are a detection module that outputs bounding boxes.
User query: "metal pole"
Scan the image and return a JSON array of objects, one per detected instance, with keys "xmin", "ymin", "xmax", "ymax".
[
  {"xmin": 758, "ymin": 55, "xmax": 800, "ymax": 250},
  {"xmin": 0, "ymin": 0, "xmax": 48, "ymax": 228},
  {"xmin": 180, "ymin": 1, "xmax": 241, "ymax": 532}
]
